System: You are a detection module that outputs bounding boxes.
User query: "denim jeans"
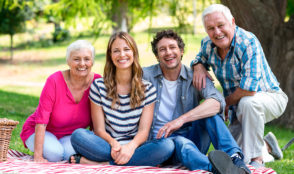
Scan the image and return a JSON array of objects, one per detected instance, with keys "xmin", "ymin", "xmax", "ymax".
[
  {"xmin": 25, "ymin": 131, "xmax": 76, "ymax": 162},
  {"xmin": 71, "ymin": 128, "xmax": 175, "ymax": 166},
  {"xmin": 171, "ymin": 114, "xmax": 243, "ymax": 171}
]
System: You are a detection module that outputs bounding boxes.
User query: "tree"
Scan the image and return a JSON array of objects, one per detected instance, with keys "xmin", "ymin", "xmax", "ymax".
[
  {"xmin": 45, "ymin": 0, "xmax": 110, "ymax": 38},
  {"xmin": 0, "ymin": 0, "xmax": 32, "ymax": 60},
  {"xmin": 45, "ymin": 0, "xmax": 157, "ymax": 35},
  {"xmin": 220, "ymin": 0, "xmax": 294, "ymax": 129}
]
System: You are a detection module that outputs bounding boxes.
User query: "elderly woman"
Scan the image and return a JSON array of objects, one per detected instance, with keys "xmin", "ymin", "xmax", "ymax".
[{"xmin": 20, "ymin": 40, "xmax": 101, "ymax": 162}]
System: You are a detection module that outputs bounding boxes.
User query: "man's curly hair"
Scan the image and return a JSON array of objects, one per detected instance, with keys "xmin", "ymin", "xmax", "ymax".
[{"xmin": 151, "ymin": 30, "xmax": 185, "ymax": 57}]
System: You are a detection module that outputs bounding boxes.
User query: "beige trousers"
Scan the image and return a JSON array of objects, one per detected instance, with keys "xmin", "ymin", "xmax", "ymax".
[{"xmin": 229, "ymin": 90, "xmax": 288, "ymax": 163}]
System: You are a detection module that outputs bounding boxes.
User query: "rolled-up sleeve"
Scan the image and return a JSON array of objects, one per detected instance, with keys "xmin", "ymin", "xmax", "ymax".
[{"xmin": 200, "ymin": 77, "xmax": 225, "ymax": 117}]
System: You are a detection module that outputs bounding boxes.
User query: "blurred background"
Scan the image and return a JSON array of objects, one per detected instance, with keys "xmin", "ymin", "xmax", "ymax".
[{"xmin": 0, "ymin": 0, "xmax": 293, "ymax": 173}]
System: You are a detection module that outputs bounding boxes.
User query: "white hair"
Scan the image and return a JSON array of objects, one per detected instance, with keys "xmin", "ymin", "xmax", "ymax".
[
  {"xmin": 66, "ymin": 40, "xmax": 95, "ymax": 62},
  {"xmin": 202, "ymin": 4, "xmax": 234, "ymax": 26}
]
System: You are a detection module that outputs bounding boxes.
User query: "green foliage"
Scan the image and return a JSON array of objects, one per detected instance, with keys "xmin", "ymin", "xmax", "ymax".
[
  {"xmin": 52, "ymin": 26, "xmax": 70, "ymax": 42},
  {"xmin": 126, "ymin": 0, "xmax": 156, "ymax": 32},
  {"xmin": 0, "ymin": 0, "xmax": 32, "ymax": 36},
  {"xmin": 0, "ymin": 0, "xmax": 35, "ymax": 59},
  {"xmin": 44, "ymin": 0, "xmax": 159, "ymax": 36},
  {"xmin": 45, "ymin": 0, "xmax": 111, "ymax": 37},
  {"xmin": 287, "ymin": 0, "xmax": 294, "ymax": 17},
  {"xmin": 165, "ymin": 0, "xmax": 221, "ymax": 34},
  {"xmin": 168, "ymin": 0, "xmax": 192, "ymax": 33}
]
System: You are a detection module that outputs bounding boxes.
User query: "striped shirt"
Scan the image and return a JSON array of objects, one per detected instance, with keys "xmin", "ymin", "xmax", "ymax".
[
  {"xmin": 89, "ymin": 78, "xmax": 157, "ymax": 145},
  {"xmin": 191, "ymin": 26, "xmax": 280, "ymax": 97}
]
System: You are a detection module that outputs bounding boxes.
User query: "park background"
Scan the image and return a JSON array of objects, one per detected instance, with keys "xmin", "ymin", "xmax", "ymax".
[{"xmin": 0, "ymin": 0, "xmax": 293, "ymax": 173}]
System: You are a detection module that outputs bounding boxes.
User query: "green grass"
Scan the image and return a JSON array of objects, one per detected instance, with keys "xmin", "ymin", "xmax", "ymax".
[
  {"xmin": 264, "ymin": 125, "xmax": 294, "ymax": 173},
  {"xmin": 0, "ymin": 89, "xmax": 39, "ymax": 155},
  {"xmin": 1, "ymin": 30, "xmax": 294, "ymax": 173}
]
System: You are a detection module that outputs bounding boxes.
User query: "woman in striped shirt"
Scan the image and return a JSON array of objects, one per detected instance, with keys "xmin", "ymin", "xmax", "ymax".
[{"xmin": 69, "ymin": 32, "xmax": 175, "ymax": 166}]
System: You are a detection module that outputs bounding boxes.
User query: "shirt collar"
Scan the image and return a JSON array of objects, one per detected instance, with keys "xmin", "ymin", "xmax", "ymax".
[
  {"xmin": 178, "ymin": 64, "xmax": 189, "ymax": 80},
  {"xmin": 153, "ymin": 64, "xmax": 189, "ymax": 81},
  {"xmin": 153, "ymin": 64, "xmax": 164, "ymax": 78}
]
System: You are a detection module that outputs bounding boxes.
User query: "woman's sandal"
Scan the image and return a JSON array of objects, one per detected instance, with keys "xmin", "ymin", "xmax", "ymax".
[{"xmin": 68, "ymin": 154, "xmax": 82, "ymax": 164}]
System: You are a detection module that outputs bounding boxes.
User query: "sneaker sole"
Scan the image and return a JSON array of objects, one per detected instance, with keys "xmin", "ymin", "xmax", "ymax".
[{"xmin": 208, "ymin": 150, "xmax": 247, "ymax": 174}]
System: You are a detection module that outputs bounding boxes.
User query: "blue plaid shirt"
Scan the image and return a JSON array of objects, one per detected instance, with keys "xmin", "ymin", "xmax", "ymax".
[
  {"xmin": 191, "ymin": 26, "xmax": 280, "ymax": 97},
  {"xmin": 191, "ymin": 26, "xmax": 280, "ymax": 120}
]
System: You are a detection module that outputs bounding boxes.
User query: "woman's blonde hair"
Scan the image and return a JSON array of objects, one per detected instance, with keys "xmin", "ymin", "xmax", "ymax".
[{"xmin": 104, "ymin": 32, "xmax": 145, "ymax": 109}]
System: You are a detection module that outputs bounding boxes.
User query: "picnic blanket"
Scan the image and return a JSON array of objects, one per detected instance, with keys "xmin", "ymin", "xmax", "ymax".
[{"xmin": 0, "ymin": 149, "xmax": 277, "ymax": 174}]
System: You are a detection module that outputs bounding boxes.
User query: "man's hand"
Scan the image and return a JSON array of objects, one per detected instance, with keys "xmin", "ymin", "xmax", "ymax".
[
  {"xmin": 156, "ymin": 118, "xmax": 184, "ymax": 139},
  {"xmin": 114, "ymin": 143, "xmax": 135, "ymax": 165},
  {"xmin": 193, "ymin": 64, "xmax": 213, "ymax": 91}
]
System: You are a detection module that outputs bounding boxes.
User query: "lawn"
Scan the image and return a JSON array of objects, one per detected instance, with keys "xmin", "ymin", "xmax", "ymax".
[{"xmin": 0, "ymin": 30, "xmax": 293, "ymax": 173}]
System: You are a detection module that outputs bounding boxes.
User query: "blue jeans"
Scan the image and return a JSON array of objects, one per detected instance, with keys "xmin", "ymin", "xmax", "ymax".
[
  {"xmin": 171, "ymin": 114, "xmax": 243, "ymax": 171},
  {"xmin": 25, "ymin": 131, "xmax": 76, "ymax": 162},
  {"xmin": 71, "ymin": 128, "xmax": 175, "ymax": 166}
]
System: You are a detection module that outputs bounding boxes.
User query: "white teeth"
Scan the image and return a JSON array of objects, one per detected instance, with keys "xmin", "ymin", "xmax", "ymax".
[
  {"xmin": 78, "ymin": 68, "xmax": 86, "ymax": 71},
  {"xmin": 216, "ymin": 36, "xmax": 225, "ymax": 39},
  {"xmin": 165, "ymin": 57, "xmax": 174, "ymax": 61},
  {"xmin": 118, "ymin": 59, "xmax": 128, "ymax": 63}
]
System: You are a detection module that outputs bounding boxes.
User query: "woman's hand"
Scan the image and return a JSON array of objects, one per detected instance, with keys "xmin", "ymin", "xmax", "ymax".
[
  {"xmin": 110, "ymin": 140, "xmax": 121, "ymax": 160},
  {"xmin": 33, "ymin": 154, "xmax": 48, "ymax": 163},
  {"xmin": 114, "ymin": 143, "xmax": 136, "ymax": 165}
]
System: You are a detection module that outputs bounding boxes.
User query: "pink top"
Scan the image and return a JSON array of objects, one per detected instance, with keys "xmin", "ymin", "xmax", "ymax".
[{"xmin": 20, "ymin": 71, "xmax": 101, "ymax": 147}]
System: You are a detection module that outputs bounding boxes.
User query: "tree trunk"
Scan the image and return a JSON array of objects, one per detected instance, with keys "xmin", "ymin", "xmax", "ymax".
[
  {"xmin": 220, "ymin": 0, "xmax": 294, "ymax": 129},
  {"xmin": 111, "ymin": 0, "xmax": 128, "ymax": 33},
  {"xmin": 9, "ymin": 33, "xmax": 13, "ymax": 61}
]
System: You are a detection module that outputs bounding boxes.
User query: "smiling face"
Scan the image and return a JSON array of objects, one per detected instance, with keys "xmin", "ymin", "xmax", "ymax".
[
  {"xmin": 67, "ymin": 48, "xmax": 93, "ymax": 77},
  {"xmin": 156, "ymin": 37, "xmax": 183, "ymax": 71},
  {"xmin": 204, "ymin": 11, "xmax": 235, "ymax": 52},
  {"xmin": 111, "ymin": 38, "xmax": 134, "ymax": 70}
]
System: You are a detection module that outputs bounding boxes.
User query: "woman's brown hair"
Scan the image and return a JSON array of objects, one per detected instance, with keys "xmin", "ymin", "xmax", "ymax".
[{"xmin": 104, "ymin": 32, "xmax": 145, "ymax": 109}]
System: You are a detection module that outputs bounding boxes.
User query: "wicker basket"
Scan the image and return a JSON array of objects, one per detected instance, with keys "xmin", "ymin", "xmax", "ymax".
[{"xmin": 0, "ymin": 118, "xmax": 19, "ymax": 162}]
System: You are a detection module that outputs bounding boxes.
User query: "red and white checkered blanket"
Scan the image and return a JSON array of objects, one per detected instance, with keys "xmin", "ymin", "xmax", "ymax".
[{"xmin": 0, "ymin": 149, "xmax": 277, "ymax": 174}]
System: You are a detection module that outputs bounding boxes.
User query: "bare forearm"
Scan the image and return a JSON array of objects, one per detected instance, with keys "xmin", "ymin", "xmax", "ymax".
[
  {"xmin": 226, "ymin": 87, "xmax": 256, "ymax": 106},
  {"xmin": 178, "ymin": 98, "xmax": 221, "ymax": 124},
  {"xmin": 129, "ymin": 129, "xmax": 149, "ymax": 149},
  {"xmin": 95, "ymin": 129, "xmax": 118, "ymax": 146},
  {"xmin": 34, "ymin": 124, "xmax": 46, "ymax": 157},
  {"xmin": 130, "ymin": 103, "xmax": 153, "ymax": 148}
]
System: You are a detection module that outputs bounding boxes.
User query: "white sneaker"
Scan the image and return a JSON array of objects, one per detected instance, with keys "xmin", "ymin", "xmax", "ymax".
[{"xmin": 264, "ymin": 132, "xmax": 283, "ymax": 159}]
